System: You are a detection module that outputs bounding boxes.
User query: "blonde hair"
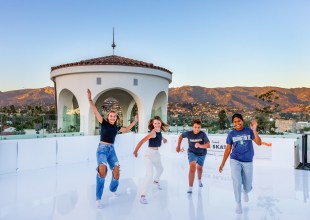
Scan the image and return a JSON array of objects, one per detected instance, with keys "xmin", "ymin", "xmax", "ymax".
[
  {"xmin": 106, "ymin": 111, "xmax": 120, "ymax": 125},
  {"xmin": 148, "ymin": 116, "xmax": 169, "ymax": 132}
]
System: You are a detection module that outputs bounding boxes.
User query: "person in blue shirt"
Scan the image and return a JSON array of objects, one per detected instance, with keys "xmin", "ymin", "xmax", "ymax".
[
  {"xmin": 87, "ymin": 89, "xmax": 138, "ymax": 208},
  {"xmin": 133, "ymin": 116, "xmax": 168, "ymax": 204},
  {"xmin": 176, "ymin": 119, "xmax": 210, "ymax": 194},
  {"xmin": 219, "ymin": 113, "xmax": 262, "ymax": 214}
]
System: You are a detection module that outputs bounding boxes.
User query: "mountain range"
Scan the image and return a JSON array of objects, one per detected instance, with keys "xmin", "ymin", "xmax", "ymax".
[{"xmin": 0, "ymin": 86, "xmax": 309, "ymax": 112}]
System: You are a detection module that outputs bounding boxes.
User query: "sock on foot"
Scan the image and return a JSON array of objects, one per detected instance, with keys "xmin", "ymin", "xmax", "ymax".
[{"xmin": 187, "ymin": 187, "xmax": 193, "ymax": 193}]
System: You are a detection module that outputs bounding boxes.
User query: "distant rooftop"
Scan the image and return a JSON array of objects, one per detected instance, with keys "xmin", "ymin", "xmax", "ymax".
[{"xmin": 51, "ymin": 55, "xmax": 172, "ymax": 74}]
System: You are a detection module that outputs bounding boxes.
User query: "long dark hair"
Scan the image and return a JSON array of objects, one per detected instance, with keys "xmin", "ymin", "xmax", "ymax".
[{"xmin": 148, "ymin": 116, "xmax": 169, "ymax": 132}]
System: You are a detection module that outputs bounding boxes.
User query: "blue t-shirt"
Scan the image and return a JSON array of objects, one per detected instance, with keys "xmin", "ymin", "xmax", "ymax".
[
  {"xmin": 100, "ymin": 119, "xmax": 121, "ymax": 144},
  {"xmin": 182, "ymin": 131, "xmax": 209, "ymax": 156},
  {"xmin": 148, "ymin": 131, "xmax": 163, "ymax": 147},
  {"xmin": 226, "ymin": 127, "xmax": 255, "ymax": 162}
]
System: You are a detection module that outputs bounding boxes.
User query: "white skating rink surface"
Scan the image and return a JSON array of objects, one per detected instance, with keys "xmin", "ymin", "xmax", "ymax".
[{"xmin": 1, "ymin": 151, "xmax": 309, "ymax": 220}]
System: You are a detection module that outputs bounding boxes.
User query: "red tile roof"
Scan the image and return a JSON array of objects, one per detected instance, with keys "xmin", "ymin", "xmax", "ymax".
[{"xmin": 51, "ymin": 55, "xmax": 172, "ymax": 74}]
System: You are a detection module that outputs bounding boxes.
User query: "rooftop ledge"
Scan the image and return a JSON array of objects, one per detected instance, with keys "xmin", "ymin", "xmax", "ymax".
[{"xmin": 0, "ymin": 133, "xmax": 305, "ymax": 174}]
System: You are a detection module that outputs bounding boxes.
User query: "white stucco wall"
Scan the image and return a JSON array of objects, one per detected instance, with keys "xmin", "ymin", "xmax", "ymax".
[
  {"xmin": 51, "ymin": 65, "xmax": 171, "ymax": 134},
  {"xmin": 0, "ymin": 134, "xmax": 301, "ymax": 175}
]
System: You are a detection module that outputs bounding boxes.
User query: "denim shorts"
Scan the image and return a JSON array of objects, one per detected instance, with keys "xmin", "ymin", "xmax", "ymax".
[
  {"xmin": 96, "ymin": 143, "xmax": 119, "ymax": 170},
  {"xmin": 188, "ymin": 151, "xmax": 206, "ymax": 166}
]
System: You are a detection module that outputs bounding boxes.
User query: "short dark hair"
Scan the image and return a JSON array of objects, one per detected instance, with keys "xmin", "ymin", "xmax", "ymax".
[
  {"xmin": 231, "ymin": 113, "xmax": 243, "ymax": 122},
  {"xmin": 192, "ymin": 118, "xmax": 202, "ymax": 126}
]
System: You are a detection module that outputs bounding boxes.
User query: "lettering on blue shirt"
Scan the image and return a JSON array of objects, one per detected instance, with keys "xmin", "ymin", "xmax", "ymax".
[
  {"xmin": 226, "ymin": 127, "xmax": 255, "ymax": 162},
  {"xmin": 182, "ymin": 131, "xmax": 209, "ymax": 156}
]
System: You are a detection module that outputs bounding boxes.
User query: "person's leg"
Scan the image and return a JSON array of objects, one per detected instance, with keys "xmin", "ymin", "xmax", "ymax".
[
  {"xmin": 140, "ymin": 149, "xmax": 154, "ymax": 203},
  {"xmin": 96, "ymin": 145, "xmax": 109, "ymax": 202},
  {"xmin": 107, "ymin": 147, "xmax": 120, "ymax": 193},
  {"xmin": 196, "ymin": 155, "xmax": 206, "ymax": 187},
  {"xmin": 241, "ymin": 161, "xmax": 253, "ymax": 202},
  {"xmin": 188, "ymin": 152, "xmax": 197, "ymax": 193},
  {"xmin": 152, "ymin": 151, "xmax": 163, "ymax": 189},
  {"xmin": 230, "ymin": 159, "xmax": 243, "ymax": 214}
]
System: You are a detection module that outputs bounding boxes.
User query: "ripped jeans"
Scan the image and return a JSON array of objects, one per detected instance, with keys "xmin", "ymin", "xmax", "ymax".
[{"xmin": 96, "ymin": 143, "xmax": 119, "ymax": 200}]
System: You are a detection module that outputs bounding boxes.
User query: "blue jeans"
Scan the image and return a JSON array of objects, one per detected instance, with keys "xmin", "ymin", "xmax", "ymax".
[
  {"xmin": 230, "ymin": 159, "xmax": 253, "ymax": 203},
  {"xmin": 96, "ymin": 143, "xmax": 120, "ymax": 200},
  {"xmin": 188, "ymin": 151, "xmax": 206, "ymax": 166}
]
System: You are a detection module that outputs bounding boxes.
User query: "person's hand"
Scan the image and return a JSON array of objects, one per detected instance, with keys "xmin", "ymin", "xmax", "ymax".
[
  {"xmin": 195, "ymin": 143, "xmax": 200, "ymax": 148},
  {"xmin": 219, "ymin": 164, "xmax": 224, "ymax": 173},
  {"xmin": 87, "ymin": 89, "xmax": 92, "ymax": 100},
  {"xmin": 176, "ymin": 146, "xmax": 185, "ymax": 153},
  {"xmin": 163, "ymin": 138, "xmax": 167, "ymax": 144},
  {"xmin": 134, "ymin": 115, "xmax": 138, "ymax": 123},
  {"xmin": 133, "ymin": 150, "xmax": 138, "ymax": 158},
  {"xmin": 250, "ymin": 120, "xmax": 258, "ymax": 131}
]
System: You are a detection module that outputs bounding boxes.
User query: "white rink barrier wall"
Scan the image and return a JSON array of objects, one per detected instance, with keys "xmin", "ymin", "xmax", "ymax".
[{"xmin": 0, "ymin": 133, "xmax": 301, "ymax": 175}]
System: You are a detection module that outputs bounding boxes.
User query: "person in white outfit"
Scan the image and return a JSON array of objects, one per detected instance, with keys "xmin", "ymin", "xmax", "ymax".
[{"xmin": 133, "ymin": 116, "xmax": 168, "ymax": 204}]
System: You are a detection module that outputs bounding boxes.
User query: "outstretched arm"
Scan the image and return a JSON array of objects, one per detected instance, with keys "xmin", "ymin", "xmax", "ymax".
[
  {"xmin": 87, "ymin": 89, "xmax": 103, "ymax": 123},
  {"xmin": 162, "ymin": 136, "xmax": 168, "ymax": 144},
  {"xmin": 133, "ymin": 130, "xmax": 155, "ymax": 157},
  {"xmin": 119, "ymin": 115, "xmax": 138, "ymax": 133},
  {"xmin": 219, "ymin": 144, "xmax": 232, "ymax": 173}
]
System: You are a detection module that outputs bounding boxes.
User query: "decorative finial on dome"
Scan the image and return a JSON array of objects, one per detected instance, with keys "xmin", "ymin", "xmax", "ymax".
[{"xmin": 112, "ymin": 27, "xmax": 116, "ymax": 55}]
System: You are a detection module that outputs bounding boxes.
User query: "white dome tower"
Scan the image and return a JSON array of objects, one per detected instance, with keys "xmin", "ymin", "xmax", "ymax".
[{"xmin": 50, "ymin": 55, "xmax": 172, "ymax": 134}]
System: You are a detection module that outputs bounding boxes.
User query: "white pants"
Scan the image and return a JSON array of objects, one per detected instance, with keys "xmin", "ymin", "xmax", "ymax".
[{"xmin": 140, "ymin": 148, "xmax": 164, "ymax": 195}]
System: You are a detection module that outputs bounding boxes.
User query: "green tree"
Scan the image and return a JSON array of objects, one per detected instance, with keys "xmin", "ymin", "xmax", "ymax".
[
  {"xmin": 218, "ymin": 109, "xmax": 228, "ymax": 130},
  {"xmin": 255, "ymin": 90, "xmax": 279, "ymax": 134}
]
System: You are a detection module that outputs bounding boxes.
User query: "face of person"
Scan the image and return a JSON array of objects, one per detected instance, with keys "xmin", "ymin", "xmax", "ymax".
[
  {"xmin": 107, "ymin": 112, "xmax": 117, "ymax": 124},
  {"xmin": 233, "ymin": 117, "xmax": 244, "ymax": 131},
  {"xmin": 192, "ymin": 123, "xmax": 201, "ymax": 134},
  {"xmin": 153, "ymin": 119, "xmax": 162, "ymax": 131}
]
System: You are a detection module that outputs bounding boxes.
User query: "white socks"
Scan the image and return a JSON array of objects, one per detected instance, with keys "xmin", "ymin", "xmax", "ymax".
[
  {"xmin": 187, "ymin": 187, "xmax": 193, "ymax": 193},
  {"xmin": 198, "ymin": 179, "xmax": 203, "ymax": 187}
]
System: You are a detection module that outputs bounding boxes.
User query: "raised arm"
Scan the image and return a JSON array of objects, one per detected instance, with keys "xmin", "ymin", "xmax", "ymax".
[
  {"xmin": 250, "ymin": 120, "xmax": 262, "ymax": 146},
  {"xmin": 219, "ymin": 144, "xmax": 232, "ymax": 173},
  {"xmin": 119, "ymin": 115, "xmax": 138, "ymax": 133},
  {"xmin": 133, "ymin": 130, "xmax": 155, "ymax": 157},
  {"xmin": 87, "ymin": 89, "xmax": 103, "ymax": 123}
]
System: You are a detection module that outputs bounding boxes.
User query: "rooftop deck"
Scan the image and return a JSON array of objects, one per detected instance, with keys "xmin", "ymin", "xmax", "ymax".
[{"xmin": 0, "ymin": 134, "xmax": 309, "ymax": 220}]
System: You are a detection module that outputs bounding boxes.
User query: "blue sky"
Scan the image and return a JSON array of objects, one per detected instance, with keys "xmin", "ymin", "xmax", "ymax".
[{"xmin": 0, "ymin": 0, "xmax": 309, "ymax": 91}]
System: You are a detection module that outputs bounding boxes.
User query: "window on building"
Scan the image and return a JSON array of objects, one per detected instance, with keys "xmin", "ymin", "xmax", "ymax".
[{"xmin": 133, "ymin": 78, "xmax": 138, "ymax": 86}]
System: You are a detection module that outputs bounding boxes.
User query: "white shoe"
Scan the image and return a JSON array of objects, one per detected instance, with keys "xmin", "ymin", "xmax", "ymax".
[
  {"xmin": 243, "ymin": 192, "xmax": 249, "ymax": 202},
  {"xmin": 111, "ymin": 192, "xmax": 119, "ymax": 198},
  {"xmin": 140, "ymin": 196, "xmax": 148, "ymax": 204},
  {"xmin": 154, "ymin": 181, "xmax": 162, "ymax": 190},
  {"xmin": 187, "ymin": 188, "xmax": 193, "ymax": 194},
  {"xmin": 235, "ymin": 203, "xmax": 242, "ymax": 214},
  {"xmin": 96, "ymin": 200, "xmax": 103, "ymax": 209},
  {"xmin": 198, "ymin": 182, "xmax": 203, "ymax": 187}
]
